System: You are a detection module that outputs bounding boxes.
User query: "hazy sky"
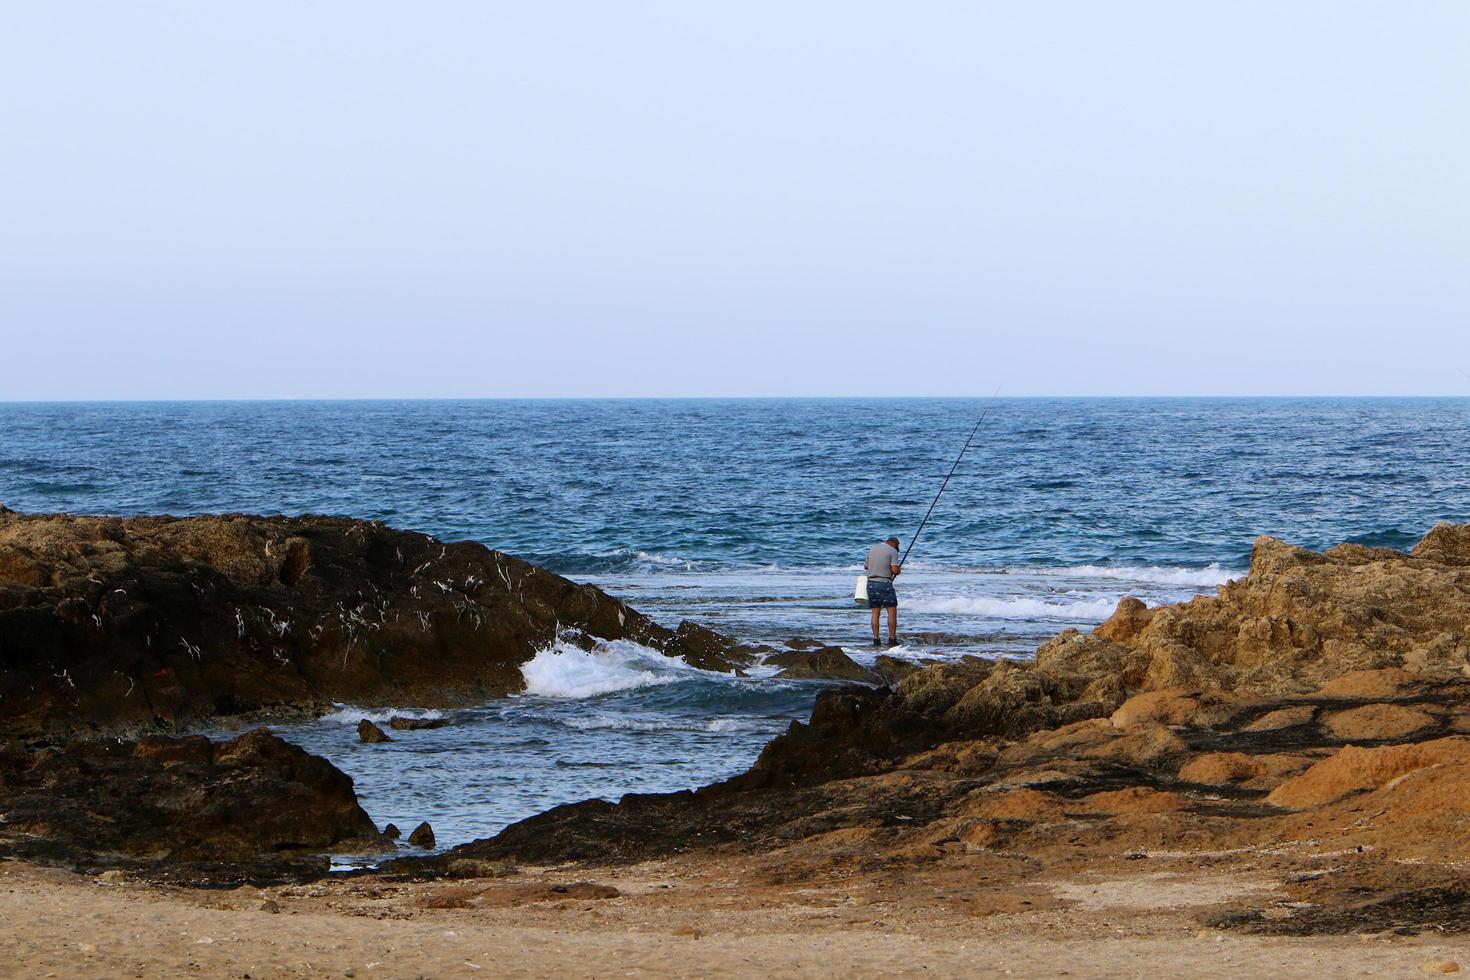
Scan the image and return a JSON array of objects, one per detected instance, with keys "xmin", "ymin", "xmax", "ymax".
[{"xmin": 3, "ymin": 2, "xmax": 1467, "ymax": 398}]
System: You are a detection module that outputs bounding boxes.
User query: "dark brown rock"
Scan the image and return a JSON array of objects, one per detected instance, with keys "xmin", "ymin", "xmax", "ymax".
[
  {"xmin": 383, "ymin": 823, "xmax": 401, "ymax": 839},
  {"xmin": 663, "ymin": 620, "xmax": 765, "ymax": 672},
  {"xmin": 0, "ymin": 510, "xmax": 758, "ymax": 737},
  {"xmin": 408, "ymin": 821, "xmax": 436, "ymax": 848},
  {"xmin": 871, "ymin": 654, "xmax": 921, "ymax": 685},
  {"xmin": 388, "ymin": 715, "xmax": 449, "ymax": 731},
  {"xmin": 765, "ymin": 647, "xmax": 879, "ymax": 683},
  {"xmin": 357, "ymin": 719, "xmax": 392, "ymax": 743},
  {"xmin": 0, "ymin": 729, "xmax": 385, "ymax": 884}
]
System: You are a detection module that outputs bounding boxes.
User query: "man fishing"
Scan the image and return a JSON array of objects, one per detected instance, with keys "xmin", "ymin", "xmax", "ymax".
[
  {"xmin": 865, "ymin": 536, "xmax": 902, "ymax": 646},
  {"xmin": 859, "ymin": 393, "xmax": 999, "ymax": 648}
]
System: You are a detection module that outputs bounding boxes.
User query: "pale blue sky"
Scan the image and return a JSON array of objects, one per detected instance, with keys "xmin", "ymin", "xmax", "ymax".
[{"xmin": 2, "ymin": 2, "xmax": 1466, "ymax": 398}]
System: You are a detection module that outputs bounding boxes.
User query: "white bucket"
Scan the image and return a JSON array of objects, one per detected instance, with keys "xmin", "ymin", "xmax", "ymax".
[{"xmin": 853, "ymin": 575, "xmax": 868, "ymax": 603}]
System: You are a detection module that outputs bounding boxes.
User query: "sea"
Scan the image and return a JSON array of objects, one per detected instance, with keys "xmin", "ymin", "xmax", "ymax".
[{"xmin": 3, "ymin": 398, "xmax": 1467, "ymax": 853}]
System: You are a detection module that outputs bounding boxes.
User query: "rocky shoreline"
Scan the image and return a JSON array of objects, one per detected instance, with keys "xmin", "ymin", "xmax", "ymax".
[
  {"xmin": 0, "ymin": 507, "xmax": 765, "ymax": 740},
  {"xmin": 415, "ymin": 523, "xmax": 1470, "ymax": 935},
  {"xmin": 6, "ymin": 509, "xmax": 1470, "ymax": 938},
  {"xmin": 0, "ymin": 508, "xmax": 765, "ymax": 880}
]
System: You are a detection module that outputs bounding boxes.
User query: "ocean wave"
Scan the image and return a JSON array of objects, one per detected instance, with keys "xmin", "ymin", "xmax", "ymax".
[
  {"xmin": 554, "ymin": 713, "xmax": 767, "ymax": 733},
  {"xmin": 902, "ymin": 594, "xmax": 1120, "ymax": 620},
  {"xmin": 519, "ymin": 637, "xmax": 714, "ymax": 699},
  {"xmin": 1342, "ymin": 528, "xmax": 1420, "ymax": 551},
  {"xmin": 321, "ymin": 705, "xmax": 446, "ymax": 725},
  {"xmin": 526, "ymin": 548, "xmax": 702, "ymax": 575},
  {"xmin": 1047, "ymin": 563, "xmax": 1239, "ymax": 588}
]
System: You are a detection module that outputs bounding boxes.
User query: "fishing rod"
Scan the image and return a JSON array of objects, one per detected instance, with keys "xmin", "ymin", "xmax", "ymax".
[{"xmin": 898, "ymin": 389, "xmax": 1001, "ymax": 568}]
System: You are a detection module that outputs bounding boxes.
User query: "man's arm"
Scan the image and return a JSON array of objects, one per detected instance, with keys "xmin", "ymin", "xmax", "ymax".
[{"xmin": 890, "ymin": 562, "xmax": 901, "ymax": 577}]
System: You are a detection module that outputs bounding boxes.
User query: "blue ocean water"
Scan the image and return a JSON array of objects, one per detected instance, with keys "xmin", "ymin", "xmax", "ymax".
[{"xmin": 4, "ymin": 398, "xmax": 1468, "ymax": 850}]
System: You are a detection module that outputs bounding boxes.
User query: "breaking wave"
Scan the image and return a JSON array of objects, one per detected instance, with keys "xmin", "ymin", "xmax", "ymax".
[
  {"xmin": 518, "ymin": 637, "xmax": 715, "ymax": 699},
  {"xmin": 321, "ymin": 706, "xmax": 446, "ymax": 725},
  {"xmin": 525, "ymin": 548, "xmax": 703, "ymax": 575},
  {"xmin": 902, "ymin": 594, "xmax": 1121, "ymax": 620},
  {"xmin": 553, "ymin": 713, "xmax": 765, "ymax": 733},
  {"xmin": 1047, "ymin": 563, "xmax": 1239, "ymax": 588}
]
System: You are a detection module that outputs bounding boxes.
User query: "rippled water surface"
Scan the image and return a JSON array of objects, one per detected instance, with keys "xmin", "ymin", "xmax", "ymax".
[{"xmin": 5, "ymin": 398, "xmax": 1468, "ymax": 848}]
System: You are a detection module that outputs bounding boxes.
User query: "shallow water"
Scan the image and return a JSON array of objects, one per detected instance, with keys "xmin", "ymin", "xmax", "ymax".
[{"xmin": 6, "ymin": 398, "xmax": 1468, "ymax": 848}]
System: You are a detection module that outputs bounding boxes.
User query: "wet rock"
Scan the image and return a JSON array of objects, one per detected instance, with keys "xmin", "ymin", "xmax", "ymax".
[
  {"xmin": 765, "ymin": 647, "xmax": 879, "ymax": 682},
  {"xmin": 872, "ymin": 655, "xmax": 921, "ymax": 685},
  {"xmin": 408, "ymin": 821, "xmax": 436, "ymax": 848},
  {"xmin": 0, "ymin": 510, "xmax": 761, "ymax": 737},
  {"xmin": 383, "ymin": 823, "xmax": 401, "ymax": 839},
  {"xmin": 0, "ymin": 729, "xmax": 386, "ymax": 883},
  {"xmin": 357, "ymin": 719, "xmax": 392, "ymax": 743},
  {"xmin": 663, "ymin": 620, "xmax": 766, "ymax": 672},
  {"xmin": 388, "ymin": 716, "xmax": 449, "ymax": 731}
]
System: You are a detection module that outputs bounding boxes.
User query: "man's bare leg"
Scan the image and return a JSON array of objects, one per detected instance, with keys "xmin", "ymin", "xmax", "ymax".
[
  {"xmin": 887, "ymin": 606, "xmax": 898, "ymax": 643},
  {"xmin": 871, "ymin": 607, "xmax": 881, "ymax": 643}
]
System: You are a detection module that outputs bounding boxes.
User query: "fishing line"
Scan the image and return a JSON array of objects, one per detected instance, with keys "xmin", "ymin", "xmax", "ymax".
[{"xmin": 899, "ymin": 388, "xmax": 1002, "ymax": 568}]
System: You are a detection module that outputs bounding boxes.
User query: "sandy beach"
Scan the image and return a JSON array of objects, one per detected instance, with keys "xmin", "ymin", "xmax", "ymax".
[{"xmin": 4, "ymin": 854, "xmax": 1468, "ymax": 979}]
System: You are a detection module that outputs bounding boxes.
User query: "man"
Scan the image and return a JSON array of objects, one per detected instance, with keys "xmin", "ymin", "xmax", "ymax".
[{"xmin": 864, "ymin": 536, "xmax": 902, "ymax": 646}]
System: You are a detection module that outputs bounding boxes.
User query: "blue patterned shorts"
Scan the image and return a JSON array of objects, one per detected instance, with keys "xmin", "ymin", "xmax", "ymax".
[{"xmin": 866, "ymin": 577, "xmax": 897, "ymax": 609}]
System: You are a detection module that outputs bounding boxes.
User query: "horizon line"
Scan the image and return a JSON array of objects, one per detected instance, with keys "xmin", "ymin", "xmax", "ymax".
[{"xmin": 3, "ymin": 393, "xmax": 1470, "ymax": 405}]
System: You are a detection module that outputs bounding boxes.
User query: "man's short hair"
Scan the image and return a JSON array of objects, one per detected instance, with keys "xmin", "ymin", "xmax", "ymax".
[{"xmin": 886, "ymin": 536, "xmax": 900, "ymax": 546}]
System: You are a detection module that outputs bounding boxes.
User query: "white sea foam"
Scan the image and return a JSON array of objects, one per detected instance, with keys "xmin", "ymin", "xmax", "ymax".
[
  {"xmin": 633, "ymin": 550, "xmax": 696, "ymax": 570},
  {"xmin": 556, "ymin": 712, "xmax": 766, "ymax": 733},
  {"xmin": 1048, "ymin": 563, "xmax": 1240, "ymax": 588},
  {"xmin": 902, "ymin": 594, "xmax": 1120, "ymax": 620},
  {"xmin": 519, "ymin": 638, "xmax": 711, "ymax": 699},
  {"xmin": 321, "ymin": 705, "xmax": 445, "ymax": 725}
]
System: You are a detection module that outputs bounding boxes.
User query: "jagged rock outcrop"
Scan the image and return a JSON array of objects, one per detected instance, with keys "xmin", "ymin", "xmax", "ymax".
[
  {"xmin": 0, "ymin": 509, "xmax": 762, "ymax": 737},
  {"xmin": 765, "ymin": 646, "xmax": 879, "ymax": 682},
  {"xmin": 357, "ymin": 719, "xmax": 392, "ymax": 743},
  {"xmin": 424, "ymin": 524, "xmax": 1470, "ymax": 934},
  {"xmin": 0, "ymin": 729, "xmax": 385, "ymax": 884}
]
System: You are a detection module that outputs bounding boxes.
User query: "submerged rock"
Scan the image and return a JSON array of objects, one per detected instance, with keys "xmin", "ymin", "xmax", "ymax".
[
  {"xmin": 357, "ymin": 719, "xmax": 392, "ymax": 743},
  {"xmin": 388, "ymin": 715, "xmax": 449, "ymax": 731},
  {"xmin": 0, "ymin": 510, "xmax": 761, "ymax": 737}
]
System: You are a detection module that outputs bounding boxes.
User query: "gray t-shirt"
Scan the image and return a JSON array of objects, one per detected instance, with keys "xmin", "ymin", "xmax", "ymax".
[{"xmin": 865, "ymin": 542, "xmax": 900, "ymax": 580}]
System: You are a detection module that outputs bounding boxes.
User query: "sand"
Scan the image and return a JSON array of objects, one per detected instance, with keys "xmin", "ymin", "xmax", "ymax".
[{"xmin": 2, "ymin": 856, "xmax": 1466, "ymax": 979}]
